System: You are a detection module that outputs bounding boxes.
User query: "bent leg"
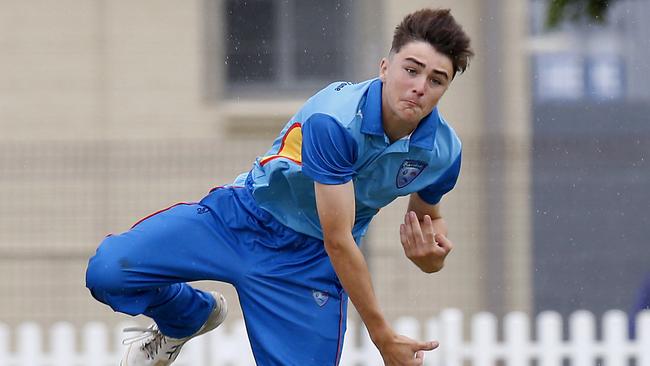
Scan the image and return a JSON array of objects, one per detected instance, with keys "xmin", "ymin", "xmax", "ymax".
[{"xmin": 86, "ymin": 202, "xmax": 247, "ymax": 338}]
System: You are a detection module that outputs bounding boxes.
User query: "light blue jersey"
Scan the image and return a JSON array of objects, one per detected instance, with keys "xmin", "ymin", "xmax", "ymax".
[
  {"xmin": 88, "ymin": 78, "xmax": 461, "ymax": 366},
  {"xmin": 235, "ymin": 78, "xmax": 462, "ymax": 242}
]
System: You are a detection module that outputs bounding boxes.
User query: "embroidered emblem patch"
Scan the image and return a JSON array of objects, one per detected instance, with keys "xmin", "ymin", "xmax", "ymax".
[
  {"xmin": 396, "ymin": 160, "xmax": 428, "ymax": 188},
  {"xmin": 312, "ymin": 290, "xmax": 329, "ymax": 307}
]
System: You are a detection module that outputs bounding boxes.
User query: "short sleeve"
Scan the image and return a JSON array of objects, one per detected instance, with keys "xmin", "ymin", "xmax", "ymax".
[
  {"xmin": 417, "ymin": 152, "xmax": 462, "ymax": 205},
  {"xmin": 301, "ymin": 113, "xmax": 358, "ymax": 185}
]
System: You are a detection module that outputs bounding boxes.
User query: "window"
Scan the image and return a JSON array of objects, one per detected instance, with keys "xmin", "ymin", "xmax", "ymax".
[
  {"xmin": 224, "ymin": 0, "xmax": 353, "ymax": 95},
  {"xmin": 585, "ymin": 54, "xmax": 624, "ymax": 100},
  {"xmin": 534, "ymin": 53, "xmax": 585, "ymax": 101},
  {"xmin": 528, "ymin": 0, "xmax": 636, "ymax": 102}
]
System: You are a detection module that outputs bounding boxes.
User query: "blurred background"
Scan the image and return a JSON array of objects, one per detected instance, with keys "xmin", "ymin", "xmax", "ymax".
[{"xmin": 0, "ymin": 0, "xmax": 648, "ymax": 343}]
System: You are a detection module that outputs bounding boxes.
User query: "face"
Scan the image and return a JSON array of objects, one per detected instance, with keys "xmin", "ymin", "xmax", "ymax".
[{"xmin": 379, "ymin": 41, "xmax": 454, "ymax": 129}]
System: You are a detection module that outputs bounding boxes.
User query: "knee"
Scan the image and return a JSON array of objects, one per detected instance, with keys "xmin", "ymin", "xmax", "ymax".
[{"xmin": 85, "ymin": 235, "xmax": 131, "ymax": 295}]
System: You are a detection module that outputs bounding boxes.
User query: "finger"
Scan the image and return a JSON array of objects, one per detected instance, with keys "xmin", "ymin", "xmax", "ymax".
[
  {"xmin": 421, "ymin": 215, "xmax": 435, "ymax": 243},
  {"xmin": 400, "ymin": 223, "xmax": 411, "ymax": 250},
  {"xmin": 413, "ymin": 351, "xmax": 425, "ymax": 365},
  {"xmin": 404, "ymin": 213, "xmax": 417, "ymax": 245},
  {"xmin": 415, "ymin": 350, "xmax": 425, "ymax": 360},
  {"xmin": 407, "ymin": 211, "xmax": 424, "ymax": 243},
  {"xmin": 434, "ymin": 233, "xmax": 453, "ymax": 252},
  {"xmin": 416, "ymin": 340, "xmax": 439, "ymax": 351}
]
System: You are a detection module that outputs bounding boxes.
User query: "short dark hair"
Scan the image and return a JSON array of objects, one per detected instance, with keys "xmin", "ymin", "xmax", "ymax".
[{"xmin": 391, "ymin": 8, "xmax": 474, "ymax": 77}]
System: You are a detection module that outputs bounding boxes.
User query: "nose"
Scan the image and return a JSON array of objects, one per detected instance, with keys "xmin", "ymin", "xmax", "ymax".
[{"xmin": 411, "ymin": 76, "xmax": 426, "ymax": 97}]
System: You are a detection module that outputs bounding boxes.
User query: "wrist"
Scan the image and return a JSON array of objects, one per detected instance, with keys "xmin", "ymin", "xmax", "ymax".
[
  {"xmin": 418, "ymin": 260, "xmax": 443, "ymax": 273},
  {"xmin": 368, "ymin": 323, "xmax": 395, "ymax": 347},
  {"xmin": 408, "ymin": 255, "xmax": 439, "ymax": 273}
]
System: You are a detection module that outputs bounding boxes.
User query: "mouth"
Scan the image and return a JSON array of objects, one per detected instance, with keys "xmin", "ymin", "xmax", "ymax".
[{"xmin": 402, "ymin": 100, "xmax": 420, "ymax": 108}]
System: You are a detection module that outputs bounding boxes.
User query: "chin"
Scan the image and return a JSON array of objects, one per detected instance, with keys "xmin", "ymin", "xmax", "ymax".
[{"xmin": 399, "ymin": 112, "xmax": 423, "ymax": 126}]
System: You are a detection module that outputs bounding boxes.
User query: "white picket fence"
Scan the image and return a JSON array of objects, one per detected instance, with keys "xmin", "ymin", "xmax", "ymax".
[{"xmin": 1, "ymin": 309, "xmax": 649, "ymax": 365}]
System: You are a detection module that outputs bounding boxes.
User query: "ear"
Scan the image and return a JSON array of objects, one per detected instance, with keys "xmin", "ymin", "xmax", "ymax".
[{"xmin": 379, "ymin": 57, "xmax": 388, "ymax": 82}]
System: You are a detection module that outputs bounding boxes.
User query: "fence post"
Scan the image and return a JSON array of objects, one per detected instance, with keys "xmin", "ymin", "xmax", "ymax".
[
  {"xmin": 504, "ymin": 311, "xmax": 530, "ymax": 365},
  {"xmin": 17, "ymin": 323, "xmax": 41, "ymax": 366},
  {"xmin": 424, "ymin": 317, "xmax": 440, "ymax": 366},
  {"xmin": 339, "ymin": 319, "xmax": 357, "ymax": 366},
  {"xmin": 339, "ymin": 319, "xmax": 383, "ymax": 366},
  {"xmin": 176, "ymin": 333, "xmax": 205, "ymax": 366},
  {"xmin": 395, "ymin": 317, "xmax": 420, "ymax": 340},
  {"xmin": 359, "ymin": 322, "xmax": 383, "ymax": 365},
  {"xmin": 206, "ymin": 321, "xmax": 255, "ymax": 366},
  {"xmin": 471, "ymin": 312, "xmax": 497, "ymax": 366},
  {"xmin": 0, "ymin": 323, "xmax": 9, "ymax": 366},
  {"xmin": 206, "ymin": 325, "xmax": 228, "ymax": 365},
  {"xmin": 638, "ymin": 311, "xmax": 650, "ymax": 366},
  {"xmin": 51, "ymin": 322, "xmax": 76, "ymax": 366},
  {"xmin": 603, "ymin": 310, "xmax": 627, "ymax": 366},
  {"xmin": 439, "ymin": 309, "xmax": 463, "ymax": 366},
  {"xmin": 83, "ymin": 322, "xmax": 109, "ymax": 366},
  {"xmin": 114, "ymin": 321, "xmax": 137, "ymax": 362},
  {"xmin": 570, "ymin": 310, "xmax": 596, "ymax": 366},
  {"xmin": 538, "ymin": 311, "xmax": 562, "ymax": 366}
]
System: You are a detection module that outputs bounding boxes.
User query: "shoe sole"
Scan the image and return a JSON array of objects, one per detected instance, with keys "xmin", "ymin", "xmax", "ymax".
[{"xmin": 119, "ymin": 291, "xmax": 227, "ymax": 366}]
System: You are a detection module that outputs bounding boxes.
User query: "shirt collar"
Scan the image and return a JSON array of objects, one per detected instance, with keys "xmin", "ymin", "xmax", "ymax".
[
  {"xmin": 360, "ymin": 79, "xmax": 385, "ymax": 137},
  {"xmin": 360, "ymin": 78, "xmax": 439, "ymax": 150}
]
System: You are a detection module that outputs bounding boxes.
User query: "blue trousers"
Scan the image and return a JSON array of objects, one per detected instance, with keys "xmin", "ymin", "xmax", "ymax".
[{"xmin": 86, "ymin": 185, "xmax": 348, "ymax": 365}]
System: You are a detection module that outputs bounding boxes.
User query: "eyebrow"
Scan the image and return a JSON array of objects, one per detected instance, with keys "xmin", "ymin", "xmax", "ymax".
[{"xmin": 404, "ymin": 57, "xmax": 450, "ymax": 81}]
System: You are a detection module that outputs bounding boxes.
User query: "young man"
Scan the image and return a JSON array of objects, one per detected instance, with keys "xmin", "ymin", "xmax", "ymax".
[{"xmin": 86, "ymin": 8, "xmax": 473, "ymax": 366}]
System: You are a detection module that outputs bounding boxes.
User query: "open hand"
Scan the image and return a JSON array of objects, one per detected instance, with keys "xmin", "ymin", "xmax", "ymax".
[{"xmin": 399, "ymin": 211, "xmax": 453, "ymax": 273}]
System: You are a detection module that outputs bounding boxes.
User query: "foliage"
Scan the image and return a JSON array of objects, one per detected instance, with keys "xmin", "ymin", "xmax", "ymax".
[{"xmin": 546, "ymin": 0, "xmax": 615, "ymax": 28}]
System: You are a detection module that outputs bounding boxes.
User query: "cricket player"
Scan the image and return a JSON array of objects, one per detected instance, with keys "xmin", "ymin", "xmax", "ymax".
[{"xmin": 86, "ymin": 8, "xmax": 473, "ymax": 366}]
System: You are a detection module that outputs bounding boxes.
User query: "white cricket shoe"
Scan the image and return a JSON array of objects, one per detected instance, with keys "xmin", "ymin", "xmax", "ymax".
[{"xmin": 120, "ymin": 291, "xmax": 227, "ymax": 366}]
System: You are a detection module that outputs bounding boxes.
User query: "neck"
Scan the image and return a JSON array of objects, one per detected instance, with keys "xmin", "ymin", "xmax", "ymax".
[{"xmin": 383, "ymin": 119, "xmax": 413, "ymax": 143}]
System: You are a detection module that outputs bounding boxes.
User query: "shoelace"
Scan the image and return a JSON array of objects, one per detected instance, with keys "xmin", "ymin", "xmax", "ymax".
[{"xmin": 122, "ymin": 326, "xmax": 168, "ymax": 360}]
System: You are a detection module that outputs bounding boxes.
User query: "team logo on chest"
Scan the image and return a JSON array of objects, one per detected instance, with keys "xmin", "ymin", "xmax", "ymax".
[{"xmin": 396, "ymin": 160, "xmax": 428, "ymax": 188}]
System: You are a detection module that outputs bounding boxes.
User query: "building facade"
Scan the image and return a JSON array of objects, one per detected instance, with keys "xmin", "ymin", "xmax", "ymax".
[{"xmin": 0, "ymin": 0, "xmax": 531, "ymax": 328}]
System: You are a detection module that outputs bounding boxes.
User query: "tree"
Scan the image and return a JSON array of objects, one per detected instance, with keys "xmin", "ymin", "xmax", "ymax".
[{"xmin": 546, "ymin": 0, "xmax": 615, "ymax": 28}]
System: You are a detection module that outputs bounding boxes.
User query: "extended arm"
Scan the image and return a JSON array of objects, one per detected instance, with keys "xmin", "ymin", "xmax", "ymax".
[
  {"xmin": 400, "ymin": 193, "xmax": 454, "ymax": 273},
  {"xmin": 315, "ymin": 182, "xmax": 437, "ymax": 365}
]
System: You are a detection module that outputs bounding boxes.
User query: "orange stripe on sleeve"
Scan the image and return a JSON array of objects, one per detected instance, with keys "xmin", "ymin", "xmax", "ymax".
[{"xmin": 260, "ymin": 123, "xmax": 303, "ymax": 166}]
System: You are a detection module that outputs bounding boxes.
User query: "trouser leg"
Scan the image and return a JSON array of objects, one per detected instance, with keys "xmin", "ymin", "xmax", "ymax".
[
  {"xmin": 235, "ymin": 236, "xmax": 348, "ymax": 366},
  {"xmin": 85, "ymin": 202, "xmax": 245, "ymax": 338}
]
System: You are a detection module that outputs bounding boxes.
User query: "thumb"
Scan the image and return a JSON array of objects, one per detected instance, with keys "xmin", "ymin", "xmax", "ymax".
[
  {"xmin": 415, "ymin": 350, "xmax": 425, "ymax": 360},
  {"xmin": 416, "ymin": 340, "xmax": 439, "ymax": 351},
  {"xmin": 434, "ymin": 233, "xmax": 453, "ymax": 251}
]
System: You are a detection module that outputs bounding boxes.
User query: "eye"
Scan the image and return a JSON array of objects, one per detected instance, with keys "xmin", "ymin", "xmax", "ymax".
[
  {"xmin": 405, "ymin": 67, "xmax": 417, "ymax": 75},
  {"xmin": 430, "ymin": 77, "xmax": 443, "ymax": 86}
]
